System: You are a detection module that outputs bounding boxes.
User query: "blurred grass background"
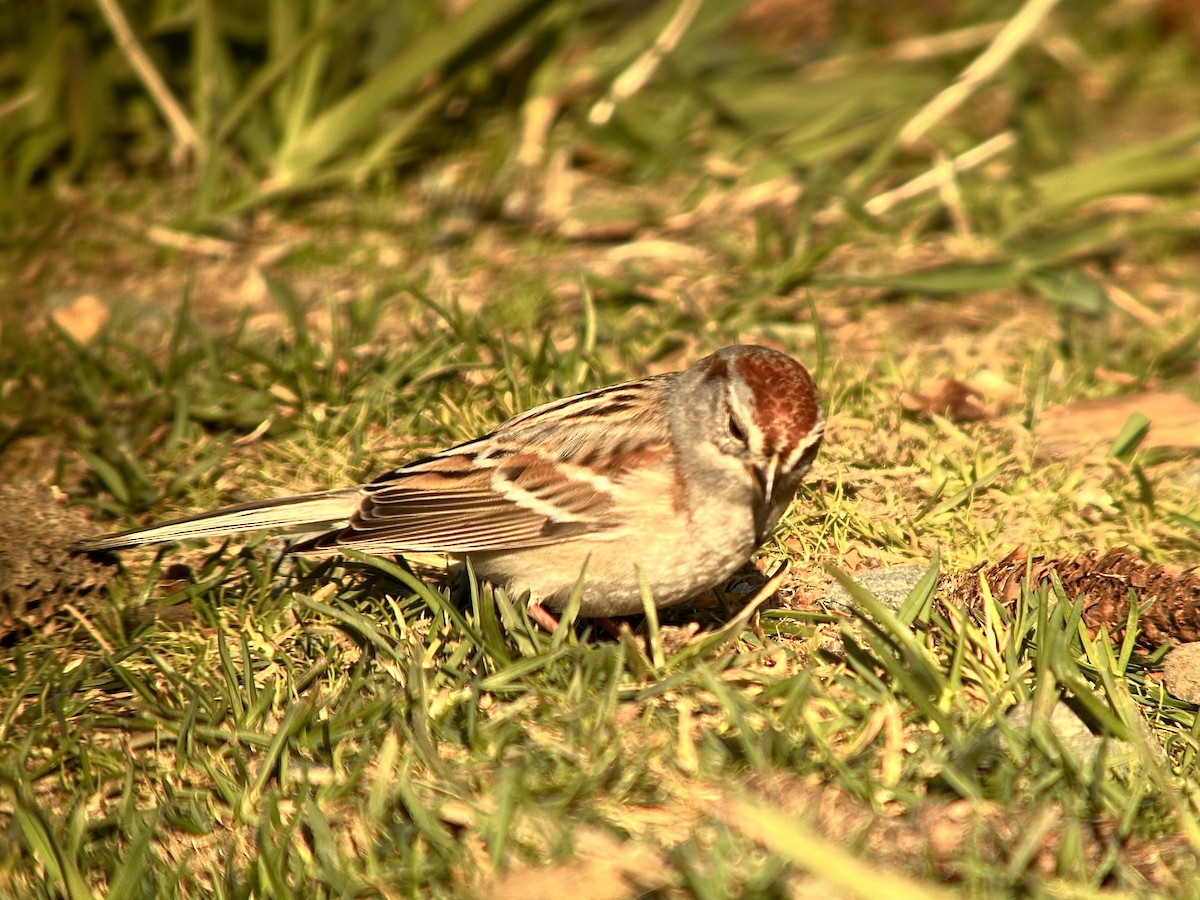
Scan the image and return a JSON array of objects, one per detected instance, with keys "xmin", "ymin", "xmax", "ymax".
[{"xmin": 3, "ymin": 0, "xmax": 1200, "ymax": 895}]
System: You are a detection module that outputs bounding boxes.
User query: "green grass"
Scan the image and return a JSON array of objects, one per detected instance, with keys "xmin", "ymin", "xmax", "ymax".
[
  {"xmin": 4, "ymin": 0, "xmax": 1200, "ymax": 895},
  {"xmin": 4, "ymin": 286, "xmax": 1199, "ymax": 895}
]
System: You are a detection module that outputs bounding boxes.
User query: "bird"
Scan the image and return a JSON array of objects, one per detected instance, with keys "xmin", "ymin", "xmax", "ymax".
[{"xmin": 74, "ymin": 345, "xmax": 824, "ymax": 620}]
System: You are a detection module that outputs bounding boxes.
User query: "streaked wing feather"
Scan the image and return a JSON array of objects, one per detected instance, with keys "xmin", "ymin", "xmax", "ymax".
[
  {"xmin": 330, "ymin": 520, "xmax": 560, "ymax": 553},
  {"xmin": 308, "ymin": 375, "xmax": 675, "ymax": 555}
]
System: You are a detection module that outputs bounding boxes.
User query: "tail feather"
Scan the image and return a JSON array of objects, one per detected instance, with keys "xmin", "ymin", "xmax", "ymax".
[{"xmin": 73, "ymin": 489, "xmax": 361, "ymax": 553}]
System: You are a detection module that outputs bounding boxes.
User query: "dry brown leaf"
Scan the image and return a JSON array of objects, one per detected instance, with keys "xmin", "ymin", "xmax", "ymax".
[
  {"xmin": 487, "ymin": 828, "xmax": 669, "ymax": 900},
  {"xmin": 900, "ymin": 378, "xmax": 992, "ymax": 422},
  {"xmin": 49, "ymin": 294, "xmax": 110, "ymax": 344},
  {"xmin": 1035, "ymin": 391, "xmax": 1200, "ymax": 459}
]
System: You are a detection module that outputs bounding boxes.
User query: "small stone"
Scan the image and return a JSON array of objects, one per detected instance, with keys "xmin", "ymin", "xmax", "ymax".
[
  {"xmin": 823, "ymin": 565, "xmax": 929, "ymax": 614},
  {"xmin": 1163, "ymin": 643, "xmax": 1200, "ymax": 704},
  {"xmin": 997, "ymin": 700, "xmax": 1137, "ymax": 765}
]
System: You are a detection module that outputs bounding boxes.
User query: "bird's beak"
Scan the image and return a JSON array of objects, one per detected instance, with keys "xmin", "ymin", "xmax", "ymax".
[{"xmin": 753, "ymin": 454, "xmax": 781, "ymax": 500}]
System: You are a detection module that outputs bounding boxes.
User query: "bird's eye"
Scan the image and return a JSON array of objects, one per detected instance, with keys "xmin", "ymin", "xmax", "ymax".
[{"xmin": 728, "ymin": 415, "xmax": 748, "ymax": 444}]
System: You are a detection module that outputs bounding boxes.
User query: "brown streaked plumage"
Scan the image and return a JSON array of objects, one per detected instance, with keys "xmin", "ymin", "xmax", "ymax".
[{"xmin": 74, "ymin": 345, "xmax": 824, "ymax": 617}]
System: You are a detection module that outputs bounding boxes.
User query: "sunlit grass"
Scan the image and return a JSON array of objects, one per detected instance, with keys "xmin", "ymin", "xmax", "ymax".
[
  {"xmin": 3, "ymin": 1, "xmax": 1200, "ymax": 895},
  {"xmin": 3, "ymin": 275, "xmax": 1198, "ymax": 894}
]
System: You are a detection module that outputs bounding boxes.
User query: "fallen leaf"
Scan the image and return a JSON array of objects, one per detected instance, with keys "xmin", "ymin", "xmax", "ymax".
[
  {"xmin": 488, "ymin": 828, "xmax": 669, "ymax": 900},
  {"xmin": 1035, "ymin": 391, "xmax": 1200, "ymax": 458},
  {"xmin": 900, "ymin": 378, "xmax": 992, "ymax": 422},
  {"xmin": 50, "ymin": 294, "xmax": 109, "ymax": 344}
]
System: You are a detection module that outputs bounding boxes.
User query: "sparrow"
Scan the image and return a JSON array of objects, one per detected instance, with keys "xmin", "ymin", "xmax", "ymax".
[{"xmin": 74, "ymin": 345, "xmax": 824, "ymax": 618}]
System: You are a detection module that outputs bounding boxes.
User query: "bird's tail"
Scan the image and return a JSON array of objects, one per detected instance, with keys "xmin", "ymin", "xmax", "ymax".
[{"xmin": 73, "ymin": 489, "xmax": 361, "ymax": 552}]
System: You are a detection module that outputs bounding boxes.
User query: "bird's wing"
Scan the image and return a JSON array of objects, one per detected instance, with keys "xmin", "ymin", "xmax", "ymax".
[{"xmin": 301, "ymin": 375, "xmax": 676, "ymax": 554}]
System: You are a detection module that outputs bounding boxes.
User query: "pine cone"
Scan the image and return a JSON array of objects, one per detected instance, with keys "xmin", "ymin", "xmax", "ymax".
[
  {"xmin": 0, "ymin": 482, "xmax": 117, "ymax": 641},
  {"xmin": 945, "ymin": 547, "xmax": 1200, "ymax": 648}
]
